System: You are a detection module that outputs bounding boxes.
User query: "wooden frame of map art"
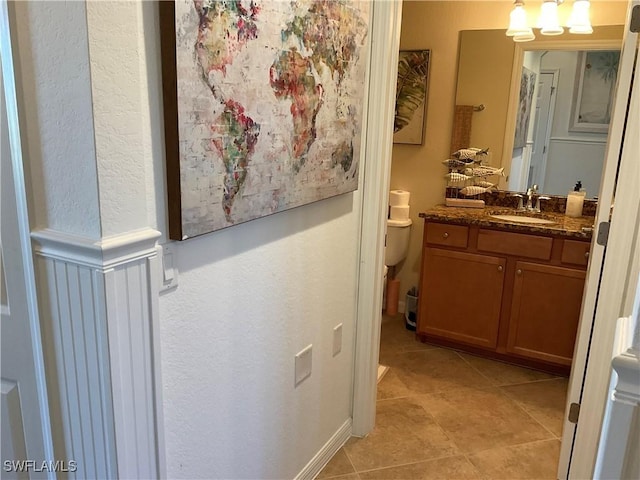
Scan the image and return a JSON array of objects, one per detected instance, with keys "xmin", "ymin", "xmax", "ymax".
[
  {"xmin": 393, "ymin": 50, "xmax": 431, "ymax": 145},
  {"xmin": 159, "ymin": 1, "xmax": 371, "ymax": 240}
]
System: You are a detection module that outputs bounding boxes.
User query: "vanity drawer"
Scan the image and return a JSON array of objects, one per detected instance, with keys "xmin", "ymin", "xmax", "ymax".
[
  {"xmin": 561, "ymin": 240, "xmax": 591, "ymax": 266},
  {"xmin": 425, "ymin": 223, "xmax": 469, "ymax": 248},
  {"xmin": 477, "ymin": 229, "xmax": 552, "ymax": 260}
]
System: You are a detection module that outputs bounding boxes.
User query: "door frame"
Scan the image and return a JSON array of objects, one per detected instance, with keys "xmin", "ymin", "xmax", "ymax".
[
  {"xmin": 563, "ymin": 3, "xmax": 640, "ymax": 476},
  {"xmin": 533, "ymin": 68, "xmax": 558, "ymax": 192},
  {"xmin": 351, "ymin": 2, "xmax": 640, "ymax": 479},
  {"xmin": 351, "ymin": 0, "xmax": 403, "ymax": 436},
  {"xmin": 1, "ymin": 0, "xmax": 55, "ymax": 469}
]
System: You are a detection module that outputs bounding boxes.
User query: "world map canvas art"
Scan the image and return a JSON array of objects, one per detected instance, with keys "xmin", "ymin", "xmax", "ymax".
[{"xmin": 160, "ymin": 0, "xmax": 370, "ymax": 240}]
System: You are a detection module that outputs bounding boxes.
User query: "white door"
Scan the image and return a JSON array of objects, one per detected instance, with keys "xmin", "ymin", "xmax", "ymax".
[
  {"xmin": 1, "ymin": 2, "xmax": 55, "ymax": 477},
  {"xmin": 527, "ymin": 71, "xmax": 556, "ymax": 191},
  {"xmin": 558, "ymin": 1, "xmax": 640, "ymax": 478}
]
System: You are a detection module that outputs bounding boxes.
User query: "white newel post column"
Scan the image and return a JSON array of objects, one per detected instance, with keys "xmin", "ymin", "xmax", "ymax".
[
  {"xmin": 31, "ymin": 229, "xmax": 162, "ymax": 479},
  {"xmin": 13, "ymin": 0, "xmax": 165, "ymax": 477},
  {"xmin": 597, "ymin": 330, "xmax": 640, "ymax": 479}
]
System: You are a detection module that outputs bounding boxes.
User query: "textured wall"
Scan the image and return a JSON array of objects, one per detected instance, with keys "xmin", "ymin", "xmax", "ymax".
[
  {"xmin": 14, "ymin": 1, "xmax": 363, "ymax": 477},
  {"xmin": 390, "ymin": 0, "xmax": 628, "ymax": 300},
  {"xmin": 86, "ymin": 1, "xmax": 152, "ymax": 237},
  {"xmin": 143, "ymin": 3, "xmax": 361, "ymax": 478},
  {"xmin": 12, "ymin": 1, "xmax": 101, "ymax": 239}
]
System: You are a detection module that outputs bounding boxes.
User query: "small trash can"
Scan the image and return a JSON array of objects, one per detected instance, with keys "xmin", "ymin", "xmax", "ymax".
[{"xmin": 405, "ymin": 287, "xmax": 418, "ymax": 331}]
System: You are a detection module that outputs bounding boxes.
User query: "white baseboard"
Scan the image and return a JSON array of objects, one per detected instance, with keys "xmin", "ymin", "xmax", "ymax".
[{"xmin": 294, "ymin": 418, "xmax": 352, "ymax": 480}]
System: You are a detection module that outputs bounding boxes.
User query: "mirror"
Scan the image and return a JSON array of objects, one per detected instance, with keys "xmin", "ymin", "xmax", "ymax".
[{"xmin": 454, "ymin": 26, "xmax": 624, "ymax": 198}]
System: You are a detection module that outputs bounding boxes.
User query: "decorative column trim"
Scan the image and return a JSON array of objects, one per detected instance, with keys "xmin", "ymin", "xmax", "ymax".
[
  {"xmin": 32, "ymin": 227, "xmax": 163, "ymax": 479},
  {"xmin": 596, "ymin": 347, "xmax": 640, "ymax": 479},
  {"xmin": 32, "ymin": 228, "xmax": 160, "ymax": 270}
]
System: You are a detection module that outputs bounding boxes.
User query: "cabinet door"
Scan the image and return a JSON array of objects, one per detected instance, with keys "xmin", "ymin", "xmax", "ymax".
[
  {"xmin": 507, "ymin": 262, "xmax": 586, "ymax": 365},
  {"xmin": 418, "ymin": 248, "xmax": 505, "ymax": 348}
]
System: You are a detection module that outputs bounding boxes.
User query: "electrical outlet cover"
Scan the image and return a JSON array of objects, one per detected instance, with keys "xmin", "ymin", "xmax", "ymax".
[
  {"xmin": 333, "ymin": 323, "xmax": 343, "ymax": 356},
  {"xmin": 295, "ymin": 344, "xmax": 312, "ymax": 386}
]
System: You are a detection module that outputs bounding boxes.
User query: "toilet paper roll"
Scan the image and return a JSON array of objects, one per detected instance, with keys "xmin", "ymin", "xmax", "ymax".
[
  {"xmin": 390, "ymin": 205, "xmax": 410, "ymax": 220},
  {"xmin": 389, "ymin": 190, "xmax": 411, "ymax": 207}
]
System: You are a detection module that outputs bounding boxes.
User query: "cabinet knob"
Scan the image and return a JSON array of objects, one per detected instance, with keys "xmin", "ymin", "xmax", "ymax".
[
  {"xmin": 497, "ymin": 265, "xmax": 503, "ymax": 272},
  {"xmin": 443, "ymin": 232, "xmax": 449, "ymax": 239},
  {"xmin": 585, "ymin": 251, "xmax": 590, "ymax": 259},
  {"xmin": 517, "ymin": 269, "xmax": 523, "ymax": 275}
]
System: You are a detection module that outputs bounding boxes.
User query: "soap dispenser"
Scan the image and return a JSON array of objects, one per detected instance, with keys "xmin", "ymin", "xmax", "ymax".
[{"xmin": 566, "ymin": 181, "xmax": 585, "ymax": 218}]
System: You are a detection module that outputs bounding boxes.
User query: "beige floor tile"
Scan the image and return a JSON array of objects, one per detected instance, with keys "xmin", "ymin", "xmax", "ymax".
[
  {"xmin": 500, "ymin": 378, "xmax": 569, "ymax": 437},
  {"xmin": 344, "ymin": 398, "xmax": 459, "ymax": 472},
  {"xmin": 380, "ymin": 349, "xmax": 492, "ymax": 397},
  {"xmin": 358, "ymin": 455, "xmax": 483, "ymax": 480},
  {"xmin": 377, "ymin": 367, "xmax": 414, "ymax": 400},
  {"xmin": 379, "ymin": 315, "xmax": 432, "ymax": 361},
  {"xmin": 414, "ymin": 385, "xmax": 552, "ymax": 454},
  {"xmin": 320, "ymin": 474, "xmax": 360, "ymax": 480},
  {"xmin": 467, "ymin": 439, "xmax": 561, "ymax": 479},
  {"xmin": 318, "ymin": 448, "xmax": 356, "ymax": 479},
  {"xmin": 458, "ymin": 352, "xmax": 559, "ymax": 386}
]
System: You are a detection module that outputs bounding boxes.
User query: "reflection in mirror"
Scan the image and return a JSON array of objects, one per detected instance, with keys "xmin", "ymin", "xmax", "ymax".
[{"xmin": 454, "ymin": 26, "xmax": 624, "ymax": 199}]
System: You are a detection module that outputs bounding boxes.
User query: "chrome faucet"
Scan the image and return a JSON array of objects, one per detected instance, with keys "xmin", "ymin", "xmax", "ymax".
[
  {"xmin": 534, "ymin": 195, "xmax": 551, "ymax": 213},
  {"xmin": 510, "ymin": 193, "xmax": 525, "ymax": 211},
  {"xmin": 525, "ymin": 184, "xmax": 538, "ymax": 211}
]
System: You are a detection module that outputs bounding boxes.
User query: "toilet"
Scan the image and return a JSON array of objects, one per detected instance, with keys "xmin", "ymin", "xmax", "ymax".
[
  {"xmin": 383, "ymin": 218, "xmax": 412, "ymax": 314},
  {"xmin": 385, "ymin": 218, "xmax": 413, "ymax": 267}
]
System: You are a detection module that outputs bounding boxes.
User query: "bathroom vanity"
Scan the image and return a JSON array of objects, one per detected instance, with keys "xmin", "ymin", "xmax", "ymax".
[{"xmin": 417, "ymin": 206, "xmax": 594, "ymax": 374}]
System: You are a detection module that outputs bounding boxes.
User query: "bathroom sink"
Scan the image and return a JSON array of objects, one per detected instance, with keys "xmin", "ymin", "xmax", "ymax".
[{"xmin": 490, "ymin": 214, "xmax": 557, "ymax": 225}]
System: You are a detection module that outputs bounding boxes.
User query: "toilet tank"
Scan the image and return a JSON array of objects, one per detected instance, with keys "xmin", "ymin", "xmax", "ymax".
[{"xmin": 385, "ymin": 219, "xmax": 412, "ymax": 266}]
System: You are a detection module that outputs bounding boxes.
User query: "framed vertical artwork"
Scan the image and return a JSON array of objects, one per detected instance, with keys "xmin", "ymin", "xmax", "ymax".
[
  {"xmin": 570, "ymin": 50, "xmax": 620, "ymax": 134},
  {"xmin": 513, "ymin": 67, "xmax": 536, "ymax": 149},
  {"xmin": 393, "ymin": 50, "xmax": 431, "ymax": 145},
  {"xmin": 159, "ymin": 1, "xmax": 370, "ymax": 240}
]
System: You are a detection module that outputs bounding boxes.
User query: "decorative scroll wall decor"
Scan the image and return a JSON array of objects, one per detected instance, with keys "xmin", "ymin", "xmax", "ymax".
[
  {"xmin": 393, "ymin": 50, "xmax": 431, "ymax": 145},
  {"xmin": 513, "ymin": 67, "xmax": 536, "ymax": 149},
  {"xmin": 160, "ymin": 1, "xmax": 370, "ymax": 240}
]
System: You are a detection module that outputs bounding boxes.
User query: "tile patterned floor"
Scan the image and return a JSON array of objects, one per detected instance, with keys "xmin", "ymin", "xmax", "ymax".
[{"xmin": 318, "ymin": 314, "xmax": 569, "ymax": 480}]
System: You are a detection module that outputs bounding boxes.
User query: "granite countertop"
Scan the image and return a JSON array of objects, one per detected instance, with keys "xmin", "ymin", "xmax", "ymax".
[{"xmin": 419, "ymin": 205, "xmax": 595, "ymax": 240}]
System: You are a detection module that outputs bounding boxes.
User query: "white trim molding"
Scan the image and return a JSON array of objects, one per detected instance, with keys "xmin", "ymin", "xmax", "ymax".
[
  {"xmin": 596, "ymin": 343, "xmax": 640, "ymax": 479},
  {"xmin": 549, "ymin": 136, "xmax": 607, "ymax": 145},
  {"xmin": 352, "ymin": 0, "xmax": 403, "ymax": 437},
  {"xmin": 294, "ymin": 419, "xmax": 352, "ymax": 480},
  {"xmin": 32, "ymin": 227, "xmax": 163, "ymax": 479}
]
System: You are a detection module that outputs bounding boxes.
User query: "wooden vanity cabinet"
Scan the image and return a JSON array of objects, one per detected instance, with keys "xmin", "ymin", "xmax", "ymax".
[
  {"xmin": 417, "ymin": 220, "xmax": 591, "ymax": 371},
  {"xmin": 421, "ymin": 248, "xmax": 505, "ymax": 349},
  {"xmin": 507, "ymin": 262, "xmax": 586, "ymax": 366}
]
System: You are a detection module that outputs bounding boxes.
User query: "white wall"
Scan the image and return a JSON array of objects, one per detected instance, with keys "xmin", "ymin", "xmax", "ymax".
[{"xmin": 14, "ymin": 1, "xmax": 363, "ymax": 478}]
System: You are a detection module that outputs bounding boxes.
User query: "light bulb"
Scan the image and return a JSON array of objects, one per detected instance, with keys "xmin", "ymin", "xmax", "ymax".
[
  {"xmin": 569, "ymin": 0, "xmax": 593, "ymax": 34},
  {"xmin": 507, "ymin": 1, "xmax": 535, "ymax": 41},
  {"xmin": 539, "ymin": 0, "xmax": 564, "ymax": 36}
]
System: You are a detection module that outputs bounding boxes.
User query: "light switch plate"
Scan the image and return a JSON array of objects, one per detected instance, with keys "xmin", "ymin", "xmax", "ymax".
[
  {"xmin": 333, "ymin": 323, "xmax": 343, "ymax": 356},
  {"xmin": 295, "ymin": 344, "xmax": 312, "ymax": 386},
  {"xmin": 159, "ymin": 244, "xmax": 178, "ymax": 293}
]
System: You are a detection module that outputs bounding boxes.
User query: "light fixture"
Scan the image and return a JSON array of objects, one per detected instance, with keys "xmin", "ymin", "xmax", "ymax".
[
  {"xmin": 506, "ymin": 0, "xmax": 535, "ymax": 41},
  {"xmin": 568, "ymin": 0, "xmax": 593, "ymax": 34},
  {"xmin": 514, "ymin": 31, "xmax": 536, "ymax": 42},
  {"xmin": 539, "ymin": 0, "xmax": 564, "ymax": 36}
]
